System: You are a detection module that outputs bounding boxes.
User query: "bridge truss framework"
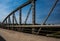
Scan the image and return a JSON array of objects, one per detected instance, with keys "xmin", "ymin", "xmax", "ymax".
[{"xmin": 1, "ymin": 0, "xmax": 60, "ymax": 35}]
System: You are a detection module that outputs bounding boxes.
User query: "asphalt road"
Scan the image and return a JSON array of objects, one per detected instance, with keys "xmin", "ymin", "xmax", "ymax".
[{"xmin": 0, "ymin": 28, "xmax": 60, "ymax": 41}]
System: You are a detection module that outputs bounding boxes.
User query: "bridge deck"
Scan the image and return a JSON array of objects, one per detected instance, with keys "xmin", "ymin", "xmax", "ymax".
[
  {"xmin": 0, "ymin": 28, "xmax": 60, "ymax": 41},
  {"xmin": 4, "ymin": 25, "xmax": 60, "ymax": 27}
]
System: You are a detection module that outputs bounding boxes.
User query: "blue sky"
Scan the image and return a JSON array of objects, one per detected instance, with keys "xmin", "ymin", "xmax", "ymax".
[{"xmin": 0, "ymin": 0, "xmax": 60, "ymax": 24}]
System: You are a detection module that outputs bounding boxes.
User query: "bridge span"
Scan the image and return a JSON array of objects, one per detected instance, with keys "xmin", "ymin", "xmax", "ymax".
[{"xmin": 0, "ymin": 0, "xmax": 60, "ymax": 38}]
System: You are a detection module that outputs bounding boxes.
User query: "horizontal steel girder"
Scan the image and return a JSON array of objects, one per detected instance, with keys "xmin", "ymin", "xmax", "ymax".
[{"xmin": 4, "ymin": 24, "xmax": 60, "ymax": 28}]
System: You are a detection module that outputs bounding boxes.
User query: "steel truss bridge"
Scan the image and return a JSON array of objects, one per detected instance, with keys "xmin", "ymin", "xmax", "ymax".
[{"xmin": 0, "ymin": 0, "xmax": 60, "ymax": 35}]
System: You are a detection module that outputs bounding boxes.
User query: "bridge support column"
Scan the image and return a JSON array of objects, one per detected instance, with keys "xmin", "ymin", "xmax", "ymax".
[
  {"xmin": 8, "ymin": 16, "xmax": 11, "ymax": 24},
  {"xmin": 32, "ymin": 0, "xmax": 36, "ymax": 25},
  {"xmin": 32, "ymin": 28, "xmax": 36, "ymax": 34},
  {"xmin": 6, "ymin": 19, "xmax": 7, "ymax": 24},
  {"xmin": 12, "ymin": 13, "xmax": 15, "ymax": 24},
  {"xmin": 12, "ymin": 13, "xmax": 15, "ymax": 30},
  {"xmin": 19, "ymin": 9, "xmax": 22, "ymax": 25}
]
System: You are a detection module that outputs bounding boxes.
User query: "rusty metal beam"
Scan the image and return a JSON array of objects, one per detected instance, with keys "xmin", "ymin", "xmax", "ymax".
[{"xmin": 43, "ymin": 0, "xmax": 59, "ymax": 25}]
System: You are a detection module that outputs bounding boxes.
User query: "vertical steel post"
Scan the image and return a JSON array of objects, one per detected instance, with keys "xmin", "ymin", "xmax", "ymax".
[
  {"xmin": 12, "ymin": 13, "xmax": 15, "ymax": 24},
  {"xmin": 13, "ymin": 14, "xmax": 18, "ymax": 24},
  {"xmin": 8, "ymin": 17, "xmax": 10, "ymax": 29},
  {"xmin": 8, "ymin": 16, "xmax": 11, "ymax": 24},
  {"xmin": 32, "ymin": 0, "xmax": 36, "ymax": 25},
  {"xmin": 6, "ymin": 19, "xmax": 7, "ymax": 24},
  {"xmin": 19, "ymin": 9, "xmax": 22, "ymax": 25}
]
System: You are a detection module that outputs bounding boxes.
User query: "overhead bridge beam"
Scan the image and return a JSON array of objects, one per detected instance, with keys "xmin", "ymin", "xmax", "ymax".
[
  {"xmin": 42, "ymin": 0, "xmax": 59, "ymax": 24},
  {"xmin": 3, "ymin": 0, "xmax": 36, "ymax": 23}
]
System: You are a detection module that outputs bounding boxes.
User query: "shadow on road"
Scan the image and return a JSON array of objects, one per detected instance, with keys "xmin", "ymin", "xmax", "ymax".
[{"xmin": 0, "ymin": 36, "xmax": 6, "ymax": 41}]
